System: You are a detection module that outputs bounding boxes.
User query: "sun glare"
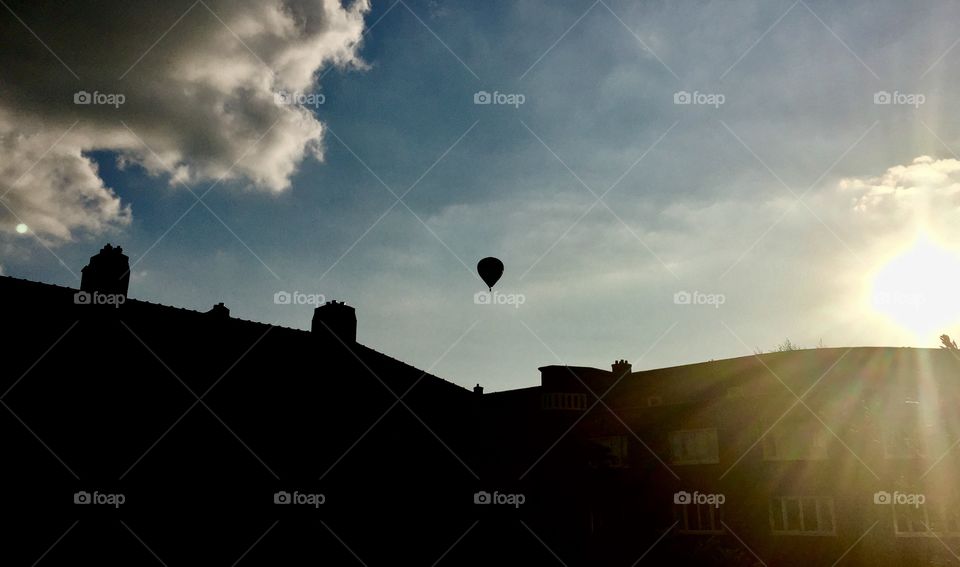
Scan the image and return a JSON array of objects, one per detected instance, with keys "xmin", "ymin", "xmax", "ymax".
[{"xmin": 871, "ymin": 234, "xmax": 960, "ymax": 339}]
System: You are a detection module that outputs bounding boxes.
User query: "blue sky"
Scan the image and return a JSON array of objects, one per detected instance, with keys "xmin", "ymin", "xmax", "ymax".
[{"xmin": 5, "ymin": 0, "xmax": 960, "ymax": 391}]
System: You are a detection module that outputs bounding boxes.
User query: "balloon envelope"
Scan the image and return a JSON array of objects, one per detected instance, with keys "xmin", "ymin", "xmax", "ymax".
[{"xmin": 477, "ymin": 257, "xmax": 504, "ymax": 291}]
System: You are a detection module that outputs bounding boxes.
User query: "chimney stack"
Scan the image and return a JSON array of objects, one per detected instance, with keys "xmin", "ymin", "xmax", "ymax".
[
  {"xmin": 207, "ymin": 302, "xmax": 230, "ymax": 318},
  {"xmin": 80, "ymin": 243, "xmax": 130, "ymax": 297},
  {"xmin": 312, "ymin": 300, "xmax": 356, "ymax": 344},
  {"xmin": 473, "ymin": 384, "xmax": 484, "ymax": 395},
  {"xmin": 611, "ymin": 359, "xmax": 632, "ymax": 376}
]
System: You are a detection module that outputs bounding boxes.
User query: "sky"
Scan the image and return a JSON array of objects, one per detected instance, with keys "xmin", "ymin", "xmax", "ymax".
[{"xmin": 4, "ymin": 0, "xmax": 960, "ymax": 392}]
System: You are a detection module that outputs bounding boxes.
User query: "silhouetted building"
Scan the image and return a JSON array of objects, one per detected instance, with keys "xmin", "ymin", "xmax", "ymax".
[
  {"xmin": 1, "ymin": 246, "xmax": 478, "ymax": 565},
  {"xmin": 5, "ymin": 243, "xmax": 960, "ymax": 566},
  {"xmin": 481, "ymin": 351, "xmax": 960, "ymax": 566}
]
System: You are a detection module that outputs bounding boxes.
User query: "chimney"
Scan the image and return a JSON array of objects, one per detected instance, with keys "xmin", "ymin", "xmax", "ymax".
[
  {"xmin": 207, "ymin": 302, "xmax": 230, "ymax": 318},
  {"xmin": 473, "ymin": 384, "xmax": 484, "ymax": 395},
  {"xmin": 611, "ymin": 359, "xmax": 632, "ymax": 376},
  {"xmin": 80, "ymin": 243, "xmax": 130, "ymax": 297},
  {"xmin": 312, "ymin": 300, "xmax": 356, "ymax": 344}
]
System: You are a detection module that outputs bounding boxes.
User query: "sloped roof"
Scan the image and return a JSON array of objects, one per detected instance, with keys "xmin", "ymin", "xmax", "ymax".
[{"xmin": 0, "ymin": 274, "xmax": 468, "ymax": 394}]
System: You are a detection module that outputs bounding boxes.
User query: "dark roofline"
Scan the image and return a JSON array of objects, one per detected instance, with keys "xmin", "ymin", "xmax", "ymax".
[
  {"xmin": 628, "ymin": 346, "xmax": 938, "ymax": 377},
  {"xmin": 0, "ymin": 274, "xmax": 468, "ymax": 392},
  {"xmin": 483, "ymin": 385, "xmax": 540, "ymax": 396},
  {"xmin": 537, "ymin": 365, "xmax": 610, "ymax": 373},
  {"xmin": 536, "ymin": 346, "xmax": 950, "ymax": 386},
  {"xmin": 353, "ymin": 343, "xmax": 470, "ymax": 393},
  {"xmin": 7, "ymin": 273, "xmax": 947, "ymax": 397}
]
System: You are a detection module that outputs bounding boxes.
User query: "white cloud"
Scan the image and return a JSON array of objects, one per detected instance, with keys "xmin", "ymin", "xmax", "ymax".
[
  {"xmin": 840, "ymin": 155, "xmax": 960, "ymax": 214},
  {"xmin": 0, "ymin": 0, "xmax": 370, "ymax": 242},
  {"xmin": 0, "ymin": 120, "xmax": 132, "ymax": 241}
]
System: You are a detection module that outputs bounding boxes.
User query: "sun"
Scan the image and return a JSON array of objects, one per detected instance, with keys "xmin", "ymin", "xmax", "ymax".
[{"xmin": 870, "ymin": 234, "xmax": 960, "ymax": 339}]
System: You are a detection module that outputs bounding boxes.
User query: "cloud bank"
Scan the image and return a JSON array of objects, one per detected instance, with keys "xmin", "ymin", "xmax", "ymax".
[
  {"xmin": 841, "ymin": 156, "xmax": 960, "ymax": 215},
  {"xmin": 0, "ymin": 0, "xmax": 369, "ymax": 241}
]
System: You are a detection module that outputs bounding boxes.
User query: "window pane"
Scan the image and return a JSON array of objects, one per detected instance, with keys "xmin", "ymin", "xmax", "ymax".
[
  {"xmin": 670, "ymin": 433, "xmax": 683, "ymax": 461},
  {"xmin": 914, "ymin": 505, "xmax": 927, "ymax": 532},
  {"xmin": 689, "ymin": 433, "xmax": 702, "ymax": 458},
  {"xmin": 704, "ymin": 430, "xmax": 719, "ymax": 461},
  {"xmin": 924, "ymin": 505, "xmax": 942, "ymax": 533},
  {"xmin": 784, "ymin": 498, "xmax": 801, "ymax": 531},
  {"xmin": 674, "ymin": 504, "xmax": 689, "ymax": 530},
  {"xmin": 946, "ymin": 507, "xmax": 960, "ymax": 533},
  {"xmin": 802, "ymin": 498, "xmax": 819, "ymax": 532},
  {"xmin": 819, "ymin": 499, "xmax": 834, "ymax": 532},
  {"xmin": 692, "ymin": 504, "xmax": 704, "ymax": 530},
  {"xmin": 895, "ymin": 505, "xmax": 915, "ymax": 533},
  {"xmin": 770, "ymin": 499, "xmax": 785, "ymax": 531},
  {"xmin": 704, "ymin": 505, "xmax": 719, "ymax": 531},
  {"xmin": 669, "ymin": 429, "xmax": 719, "ymax": 463},
  {"xmin": 811, "ymin": 429, "xmax": 829, "ymax": 458}
]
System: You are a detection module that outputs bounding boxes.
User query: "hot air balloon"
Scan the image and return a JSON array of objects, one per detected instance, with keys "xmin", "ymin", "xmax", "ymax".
[{"xmin": 477, "ymin": 257, "xmax": 504, "ymax": 292}]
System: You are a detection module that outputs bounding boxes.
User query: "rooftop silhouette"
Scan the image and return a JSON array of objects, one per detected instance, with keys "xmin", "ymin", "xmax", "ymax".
[{"xmin": 3, "ymin": 244, "xmax": 960, "ymax": 565}]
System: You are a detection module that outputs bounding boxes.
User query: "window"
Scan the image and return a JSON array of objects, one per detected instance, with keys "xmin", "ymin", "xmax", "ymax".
[
  {"xmin": 541, "ymin": 392, "xmax": 588, "ymax": 411},
  {"xmin": 669, "ymin": 428, "xmax": 720, "ymax": 465},
  {"xmin": 675, "ymin": 503, "xmax": 724, "ymax": 534},
  {"xmin": 592, "ymin": 435, "xmax": 628, "ymax": 467},
  {"xmin": 882, "ymin": 403, "xmax": 954, "ymax": 459},
  {"xmin": 769, "ymin": 496, "xmax": 835, "ymax": 535},
  {"xmin": 883, "ymin": 424, "xmax": 926, "ymax": 458},
  {"xmin": 762, "ymin": 421, "xmax": 829, "ymax": 461},
  {"xmin": 894, "ymin": 502, "xmax": 960, "ymax": 537}
]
